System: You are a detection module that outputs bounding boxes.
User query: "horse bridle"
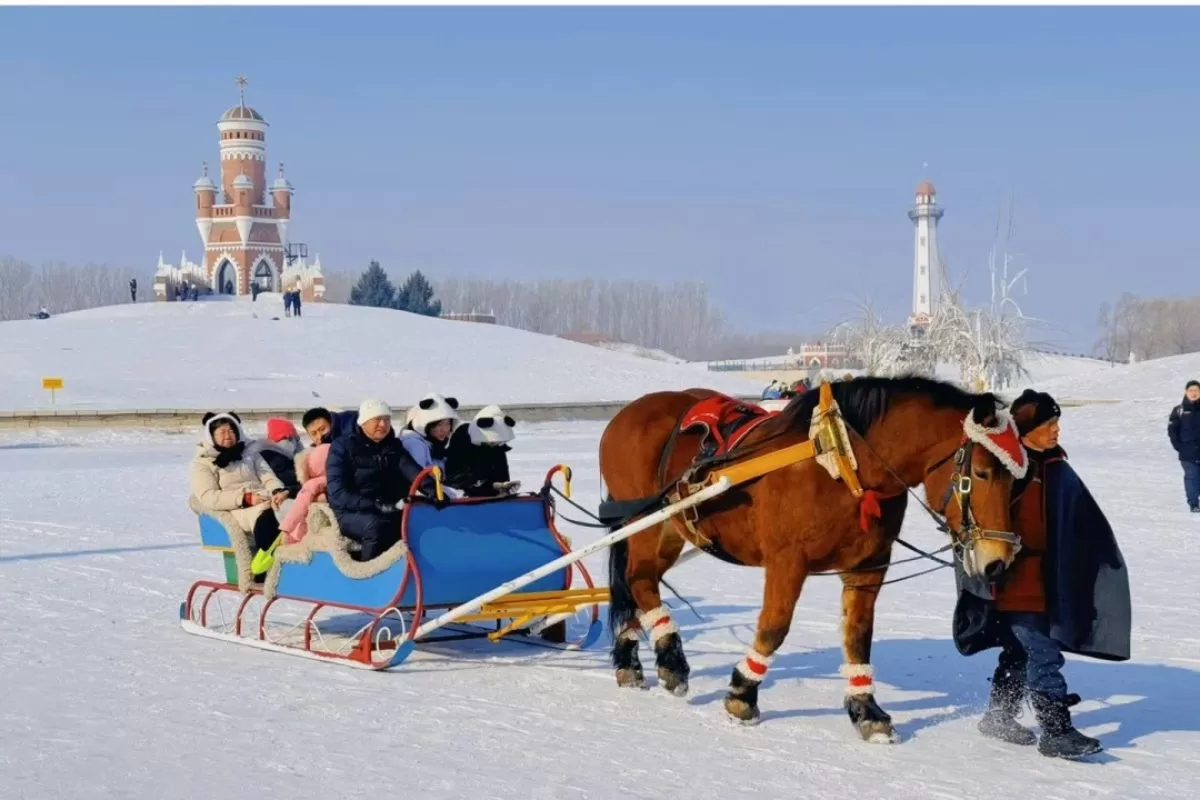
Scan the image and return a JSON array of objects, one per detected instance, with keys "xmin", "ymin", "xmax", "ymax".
[{"xmin": 926, "ymin": 439, "xmax": 1023, "ymax": 558}]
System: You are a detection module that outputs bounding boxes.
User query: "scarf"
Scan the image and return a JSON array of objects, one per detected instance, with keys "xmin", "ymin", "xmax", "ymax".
[{"xmin": 213, "ymin": 441, "xmax": 246, "ymax": 469}]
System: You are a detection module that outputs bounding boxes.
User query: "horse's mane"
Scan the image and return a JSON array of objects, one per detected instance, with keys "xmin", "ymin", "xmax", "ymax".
[{"xmin": 783, "ymin": 375, "xmax": 1000, "ymax": 435}]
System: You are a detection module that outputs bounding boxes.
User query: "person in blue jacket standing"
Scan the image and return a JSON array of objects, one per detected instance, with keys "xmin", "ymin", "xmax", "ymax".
[{"xmin": 1168, "ymin": 380, "xmax": 1200, "ymax": 512}]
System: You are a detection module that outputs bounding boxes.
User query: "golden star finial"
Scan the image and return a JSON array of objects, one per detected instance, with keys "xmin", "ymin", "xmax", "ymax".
[{"xmin": 235, "ymin": 74, "xmax": 248, "ymax": 105}]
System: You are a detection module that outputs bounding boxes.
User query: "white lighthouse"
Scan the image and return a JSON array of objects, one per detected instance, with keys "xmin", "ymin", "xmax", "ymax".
[{"xmin": 907, "ymin": 180, "xmax": 944, "ymax": 333}]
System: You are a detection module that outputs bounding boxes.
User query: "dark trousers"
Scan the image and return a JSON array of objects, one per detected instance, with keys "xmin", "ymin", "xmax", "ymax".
[
  {"xmin": 996, "ymin": 611, "xmax": 1067, "ymax": 700},
  {"xmin": 1182, "ymin": 460, "xmax": 1200, "ymax": 508},
  {"xmin": 335, "ymin": 511, "xmax": 400, "ymax": 561},
  {"xmin": 251, "ymin": 508, "xmax": 280, "ymax": 553}
]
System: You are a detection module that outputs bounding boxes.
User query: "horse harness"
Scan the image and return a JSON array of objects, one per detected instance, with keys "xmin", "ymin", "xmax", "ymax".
[
  {"xmin": 655, "ymin": 382, "xmax": 1024, "ymax": 567},
  {"xmin": 923, "ymin": 440, "xmax": 1023, "ymax": 558},
  {"xmin": 659, "ymin": 383, "xmax": 866, "ymax": 564}
]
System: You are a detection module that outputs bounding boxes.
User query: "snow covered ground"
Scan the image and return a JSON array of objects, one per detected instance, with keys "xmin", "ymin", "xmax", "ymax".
[
  {"xmin": 2, "ymin": 399, "xmax": 1197, "ymax": 799},
  {"xmin": 0, "ymin": 296, "xmax": 753, "ymax": 412}
]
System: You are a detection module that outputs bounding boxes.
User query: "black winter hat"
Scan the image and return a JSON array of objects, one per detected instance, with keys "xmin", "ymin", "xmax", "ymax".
[
  {"xmin": 1186, "ymin": 380, "xmax": 1200, "ymax": 391},
  {"xmin": 1010, "ymin": 389, "xmax": 1061, "ymax": 436}
]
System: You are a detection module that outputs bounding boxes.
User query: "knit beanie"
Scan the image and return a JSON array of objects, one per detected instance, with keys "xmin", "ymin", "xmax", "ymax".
[
  {"xmin": 357, "ymin": 398, "xmax": 392, "ymax": 426},
  {"xmin": 1186, "ymin": 380, "xmax": 1199, "ymax": 391},
  {"xmin": 265, "ymin": 417, "xmax": 297, "ymax": 443},
  {"xmin": 1010, "ymin": 389, "xmax": 1061, "ymax": 436}
]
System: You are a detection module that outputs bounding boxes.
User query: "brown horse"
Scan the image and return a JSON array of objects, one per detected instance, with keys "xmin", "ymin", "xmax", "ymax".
[{"xmin": 597, "ymin": 376, "xmax": 1029, "ymax": 742}]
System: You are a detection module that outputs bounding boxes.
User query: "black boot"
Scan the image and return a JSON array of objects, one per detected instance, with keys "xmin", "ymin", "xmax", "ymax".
[
  {"xmin": 977, "ymin": 669, "xmax": 1036, "ymax": 745},
  {"xmin": 1031, "ymin": 692, "xmax": 1102, "ymax": 759}
]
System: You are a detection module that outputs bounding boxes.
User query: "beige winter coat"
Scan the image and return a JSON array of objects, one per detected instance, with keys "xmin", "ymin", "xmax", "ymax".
[{"xmin": 188, "ymin": 443, "xmax": 285, "ymax": 533}]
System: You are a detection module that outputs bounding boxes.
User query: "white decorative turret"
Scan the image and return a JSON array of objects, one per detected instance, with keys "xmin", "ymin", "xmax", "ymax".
[
  {"xmin": 271, "ymin": 162, "xmax": 294, "ymax": 246},
  {"xmin": 907, "ymin": 180, "xmax": 945, "ymax": 334},
  {"xmin": 193, "ymin": 161, "xmax": 216, "ymax": 247}
]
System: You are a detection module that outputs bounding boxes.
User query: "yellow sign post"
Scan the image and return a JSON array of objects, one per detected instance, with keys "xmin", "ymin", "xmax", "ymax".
[{"xmin": 42, "ymin": 377, "xmax": 64, "ymax": 404}]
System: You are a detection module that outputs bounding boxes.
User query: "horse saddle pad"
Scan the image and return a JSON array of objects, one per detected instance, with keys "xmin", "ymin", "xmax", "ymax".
[{"xmin": 679, "ymin": 395, "xmax": 777, "ymax": 459}]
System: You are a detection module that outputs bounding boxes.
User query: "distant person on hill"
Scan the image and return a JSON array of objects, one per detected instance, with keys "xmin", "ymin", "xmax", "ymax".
[
  {"xmin": 292, "ymin": 288, "xmax": 302, "ymax": 318},
  {"xmin": 129, "ymin": 278, "xmax": 137, "ymax": 303},
  {"xmin": 446, "ymin": 405, "xmax": 520, "ymax": 497},
  {"xmin": 188, "ymin": 412, "xmax": 288, "ymax": 578},
  {"xmin": 1168, "ymin": 380, "xmax": 1200, "ymax": 512},
  {"xmin": 401, "ymin": 393, "xmax": 464, "ymax": 499},
  {"xmin": 761, "ymin": 380, "xmax": 782, "ymax": 400},
  {"xmin": 301, "ymin": 407, "xmax": 359, "ymax": 446},
  {"xmin": 954, "ymin": 389, "xmax": 1129, "ymax": 760},
  {"xmin": 247, "ymin": 418, "xmax": 304, "ymax": 498},
  {"xmin": 325, "ymin": 399, "xmax": 434, "ymax": 560}
]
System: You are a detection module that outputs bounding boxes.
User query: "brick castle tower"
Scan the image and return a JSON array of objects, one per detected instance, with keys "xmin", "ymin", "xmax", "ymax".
[{"xmin": 155, "ymin": 75, "xmax": 324, "ymax": 301}]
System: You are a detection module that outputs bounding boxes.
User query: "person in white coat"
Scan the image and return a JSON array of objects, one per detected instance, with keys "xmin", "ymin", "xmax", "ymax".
[{"xmin": 188, "ymin": 411, "xmax": 288, "ymax": 561}]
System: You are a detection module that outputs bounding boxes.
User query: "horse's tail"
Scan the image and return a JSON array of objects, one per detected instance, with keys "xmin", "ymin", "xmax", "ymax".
[{"xmin": 606, "ymin": 497, "xmax": 639, "ymax": 657}]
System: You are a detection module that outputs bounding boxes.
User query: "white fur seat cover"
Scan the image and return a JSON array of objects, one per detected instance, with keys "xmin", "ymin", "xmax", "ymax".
[
  {"xmin": 189, "ymin": 495, "xmax": 256, "ymax": 594},
  {"xmin": 262, "ymin": 502, "xmax": 409, "ymax": 600}
]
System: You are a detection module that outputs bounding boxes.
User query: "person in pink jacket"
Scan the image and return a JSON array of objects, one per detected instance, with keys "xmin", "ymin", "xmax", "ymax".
[{"xmin": 279, "ymin": 443, "xmax": 331, "ymax": 543}]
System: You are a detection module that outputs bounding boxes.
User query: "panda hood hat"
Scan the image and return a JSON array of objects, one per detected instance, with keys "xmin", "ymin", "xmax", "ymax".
[
  {"xmin": 408, "ymin": 392, "xmax": 461, "ymax": 436},
  {"xmin": 469, "ymin": 404, "xmax": 516, "ymax": 445},
  {"xmin": 201, "ymin": 411, "xmax": 244, "ymax": 447}
]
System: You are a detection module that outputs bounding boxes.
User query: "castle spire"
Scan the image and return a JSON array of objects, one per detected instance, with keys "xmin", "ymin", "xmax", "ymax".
[{"xmin": 235, "ymin": 73, "xmax": 248, "ymax": 107}]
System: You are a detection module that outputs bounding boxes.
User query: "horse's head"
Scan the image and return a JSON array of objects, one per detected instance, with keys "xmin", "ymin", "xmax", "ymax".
[{"xmin": 923, "ymin": 396, "xmax": 1027, "ymax": 582}]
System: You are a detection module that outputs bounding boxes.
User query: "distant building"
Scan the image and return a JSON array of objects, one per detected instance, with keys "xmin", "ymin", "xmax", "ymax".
[
  {"xmin": 154, "ymin": 75, "xmax": 324, "ymax": 302},
  {"xmin": 440, "ymin": 310, "xmax": 497, "ymax": 324},
  {"xmin": 707, "ymin": 342, "xmax": 857, "ymax": 372}
]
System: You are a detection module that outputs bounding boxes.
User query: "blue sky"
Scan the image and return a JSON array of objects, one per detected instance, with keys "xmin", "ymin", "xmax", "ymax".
[{"xmin": 1, "ymin": 6, "xmax": 1197, "ymax": 350}]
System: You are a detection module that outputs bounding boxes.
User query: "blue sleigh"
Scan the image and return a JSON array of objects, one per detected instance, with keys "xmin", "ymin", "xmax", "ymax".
[{"xmin": 181, "ymin": 466, "xmax": 607, "ymax": 669}]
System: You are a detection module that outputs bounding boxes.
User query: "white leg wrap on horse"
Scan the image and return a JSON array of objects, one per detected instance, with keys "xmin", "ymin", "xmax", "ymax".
[
  {"xmin": 620, "ymin": 623, "xmax": 641, "ymax": 642},
  {"xmin": 735, "ymin": 648, "xmax": 774, "ymax": 682},
  {"xmin": 840, "ymin": 663, "xmax": 875, "ymax": 696},
  {"xmin": 638, "ymin": 605, "xmax": 678, "ymax": 645}
]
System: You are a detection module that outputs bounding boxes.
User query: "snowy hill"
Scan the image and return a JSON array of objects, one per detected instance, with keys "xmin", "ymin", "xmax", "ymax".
[
  {"xmin": 1039, "ymin": 350, "xmax": 1200, "ymax": 405},
  {"xmin": 0, "ymin": 296, "xmax": 760, "ymax": 411},
  {"xmin": 587, "ymin": 340, "xmax": 688, "ymax": 364}
]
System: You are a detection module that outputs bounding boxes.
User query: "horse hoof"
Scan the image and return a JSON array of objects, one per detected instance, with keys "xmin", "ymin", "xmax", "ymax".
[
  {"xmin": 616, "ymin": 669, "xmax": 647, "ymax": 689},
  {"xmin": 657, "ymin": 669, "xmax": 689, "ymax": 697},
  {"xmin": 724, "ymin": 695, "xmax": 760, "ymax": 723},
  {"xmin": 858, "ymin": 721, "xmax": 901, "ymax": 744},
  {"xmin": 845, "ymin": 693, "xmax": 897, "ymax": 743}
]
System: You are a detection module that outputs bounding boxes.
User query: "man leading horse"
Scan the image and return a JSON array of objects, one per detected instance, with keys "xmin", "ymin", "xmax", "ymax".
[{"xmin": 954, "ymin": 388, "xmax": 1131, "ymax": 760}]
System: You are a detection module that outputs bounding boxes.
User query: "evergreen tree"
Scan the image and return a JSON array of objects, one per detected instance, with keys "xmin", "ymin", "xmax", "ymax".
[
  {"xmin": 348, "ymin": 260, "xmax": 396, "ymax": 308},
  {"xmin": 394, "ymin": 269, "xmax": 442, "ymax": 316}
]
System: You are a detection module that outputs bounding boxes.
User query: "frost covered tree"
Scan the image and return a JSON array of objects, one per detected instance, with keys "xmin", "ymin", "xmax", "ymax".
[
  {"xmin": 928, "ymin": 249, "xmax": 1035, "ymax": 392},
  {"xmin": 827, "ymin": 298, "xmax": 911, "ymax": 376},
  {"xmin": 348, "ymin": 260, "xmax": 396, "ymax": 308}
]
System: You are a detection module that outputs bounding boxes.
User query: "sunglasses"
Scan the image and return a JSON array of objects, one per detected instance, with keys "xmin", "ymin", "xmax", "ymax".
[
  {"xmin": 476, "ymin": 415, "xmax": 516, "ymax": 429},
  {"xmin": 418, "ymin": 396, "xmax": 459, "ymax": 410}
]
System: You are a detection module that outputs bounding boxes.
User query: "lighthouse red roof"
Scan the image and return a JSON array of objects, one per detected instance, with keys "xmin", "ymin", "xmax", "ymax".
[{"xmin": 916, "ymin": 180, "xmax": 936, "ymax": 197}]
